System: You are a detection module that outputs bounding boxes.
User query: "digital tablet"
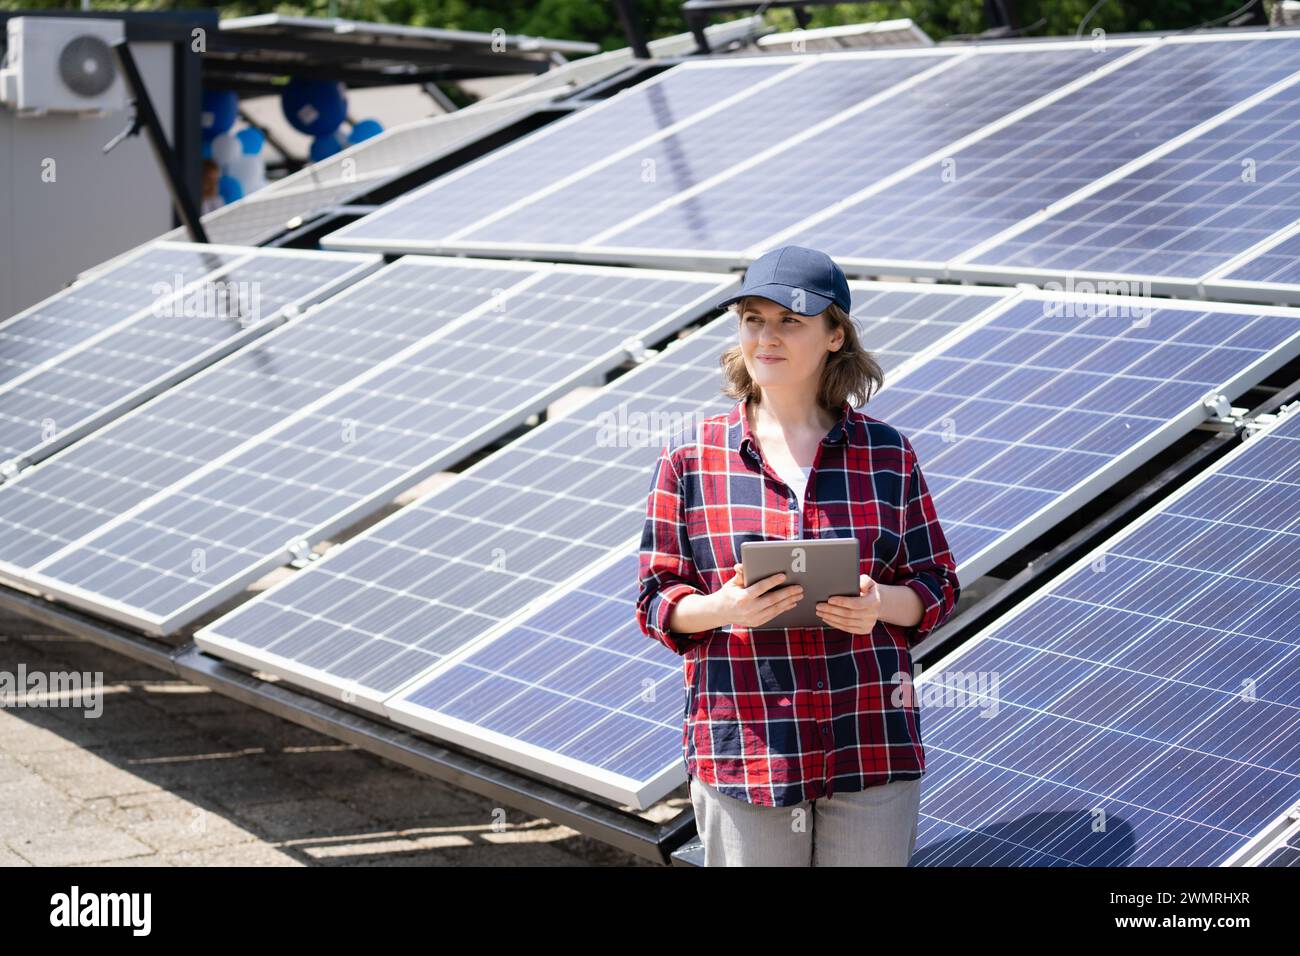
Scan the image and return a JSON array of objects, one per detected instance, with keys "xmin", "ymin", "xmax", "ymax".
[{"xmin": 740, "ymin": 538, "xmax": 860, "ymax": 630}]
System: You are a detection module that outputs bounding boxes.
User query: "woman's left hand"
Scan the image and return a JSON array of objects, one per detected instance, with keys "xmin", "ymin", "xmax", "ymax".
[{"xmin": 815, "ymin": 574, "xmax": 881, "ymax": 634}]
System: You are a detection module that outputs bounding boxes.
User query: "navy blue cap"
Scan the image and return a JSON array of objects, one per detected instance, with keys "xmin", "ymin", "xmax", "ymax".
[{"xmin": 715, "ymin": 245, "xmax": 852, "ymax": 316}]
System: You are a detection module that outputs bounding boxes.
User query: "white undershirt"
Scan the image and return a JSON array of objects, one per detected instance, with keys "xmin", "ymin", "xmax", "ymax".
[{"xmin": 773, "ymin": 461, "xmax": 814, "ymax": 529}]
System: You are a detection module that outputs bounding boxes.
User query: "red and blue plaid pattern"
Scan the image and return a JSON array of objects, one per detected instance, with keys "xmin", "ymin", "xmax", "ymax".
[{"xmin": 636, "ymin": 397, "xmax": 960, "ymax": 807}]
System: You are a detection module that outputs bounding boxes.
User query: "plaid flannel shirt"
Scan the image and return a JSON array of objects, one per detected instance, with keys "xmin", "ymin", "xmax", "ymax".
[{"xmin": 635, "ymin": 397, "xmax": 960, "ymax": 807}]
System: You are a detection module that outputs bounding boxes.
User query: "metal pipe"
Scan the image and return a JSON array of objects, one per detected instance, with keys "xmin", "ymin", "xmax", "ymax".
[{"xmin": 109, "ymin": 39, "xmax": 209, "ymax": 243}]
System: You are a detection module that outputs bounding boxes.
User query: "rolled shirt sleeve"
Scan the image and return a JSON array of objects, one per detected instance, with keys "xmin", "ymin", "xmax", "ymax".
[
  {"xmin": 635, "ymin": 445, "xmax": 718, "ymax": 656},
  {"xmin": 893, "ymin": 437, "xmax": 961, "ymax": 647}
]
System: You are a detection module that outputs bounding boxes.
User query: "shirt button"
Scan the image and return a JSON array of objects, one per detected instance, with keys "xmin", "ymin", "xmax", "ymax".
[{"xmin": 817, "ymin": 681, "xmax": 824, "ymax": 689}]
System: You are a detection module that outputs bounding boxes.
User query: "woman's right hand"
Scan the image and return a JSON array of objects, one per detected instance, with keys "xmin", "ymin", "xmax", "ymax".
[{"xmin": 711, "ymin": 563, "xmax": 803, "ymax": 629}]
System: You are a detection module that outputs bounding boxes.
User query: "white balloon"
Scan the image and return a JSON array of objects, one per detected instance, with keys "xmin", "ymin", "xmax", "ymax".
[
  {"xmin": 211, "ymin": 132, "xmax": 242, "ymax": 167},
  {"xmin": 228, "ymin": 152, "xmax": 264, "ymax": 182},
  {"xmin": 226, "ymin": 153, "xmax": 267, "ymax": 196}
]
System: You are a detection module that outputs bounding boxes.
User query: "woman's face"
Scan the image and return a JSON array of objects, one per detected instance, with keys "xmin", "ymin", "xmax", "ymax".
[{"xmin": 739, "ymin": 296, "xmax": 843, "ymax": 392}]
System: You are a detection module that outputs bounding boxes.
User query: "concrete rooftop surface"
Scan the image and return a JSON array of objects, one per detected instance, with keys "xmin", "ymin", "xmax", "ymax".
[{"xmin": 0, "ymin": 609, "xmax": 659, "ymax": 867}]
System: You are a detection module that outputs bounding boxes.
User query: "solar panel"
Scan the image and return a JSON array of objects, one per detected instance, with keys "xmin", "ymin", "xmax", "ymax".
[
  {"xmin": 321, "ymin": 41, "xmax": 1148, "ymax": 266},
  {"xmin": 1, "ymin": 242, "xmax": 241, "ymax": 392},
  {"xmin": 949, "ymin": 78, "xmax": 1300, "ymax": 293},
  {"xmin": 576, "ymin": 43, "xmax": 1140, "ymax": 266},
  {"xmin": 1203, "ymin": 223, "xmax": 1300, "ymax": 306},
  {"xmin": 387, "ymin": 552, "xmax": 683, "ymax": 809},
  {"xmin": 910, "ymin": 408, "xmax": 1300, "ymax": 866},
  {"xmin": 193, "ymin": 282, "xmax": 1013, "ymax": 714},
  {"xmin": 0, "ymin": 257, "xmax": 735, "ymax": 635},
  {"xmin": 440, "ymin": 53, "xmax": 960, "ymax": 250},
  {"xmin": 776, "ymin": 34, "xmax": 1300, "ymax": 277},
  {"xmin": 866, "ymin": 290, "xmax": 1300, "ymax": 584},
  {"xmin": 322, "ymin": 57, "xmax": 806, "ymax": 252},
  {"xmin": 0, "ymin": 246, "xmax": 380, "ymax": 469}
]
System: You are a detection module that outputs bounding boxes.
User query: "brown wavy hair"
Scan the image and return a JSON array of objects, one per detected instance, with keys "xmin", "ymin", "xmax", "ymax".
[{"xmin": 719, "ymin": 295, "xmax": 885, "ymax": 411}]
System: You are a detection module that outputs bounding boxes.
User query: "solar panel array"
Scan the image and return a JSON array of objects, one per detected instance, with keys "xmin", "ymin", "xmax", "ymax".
[
  {"xmin": 0, "ymin": 244, "xmax": 379, "ymax": 469},
  {"xmin": 321, "ymin": 41, "xmax": 1138, "ymax": 261},
  {"xmin": 323, "ymin": 56, "xmax": 811, "ymax": 251},
  {"xmin": 379, "ymin": 289, "xmax": 1300, "ymax": 806},
  {"xmin": 197, "ymin": 279, "xmax": 1300, "ymax": 807},
  {"xmin": 784, "ymin": 35, "xmax": 1300, "ymax": 273},
  {"xmin": 950, "ymin": 72, "xmax": 1300, "ymax": 293},
  {"xmin": 572, "ymin": 44, "xmax": 1124, "ymax": 263},
  {"xmin": 863, "ymin": 291, "xmax": 1300, "ymax": 582},
  {"xmin": 0, "ymin": 257, "xmax": 734, "ymax": 635},
  {"xmin": 431, "ymin": 55, "xmax": 961, "ymax": 249},
  {"xmin": 194, "ymin": 282, "xmax": 1012, "ymax": 715},
  {"xmin": 909, "ymin": 407, "xmax": 1300, "ymax": 866},
  {"xmin": 2, "ymin": 22, "xmax": 1296, "ymax": 842},
  {"xmin": 321, "ymin": 32, "xmax": 1300, "ymax": 304}
]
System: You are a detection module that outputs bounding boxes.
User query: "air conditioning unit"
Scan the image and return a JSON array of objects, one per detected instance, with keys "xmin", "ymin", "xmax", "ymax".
[{"xmin": 0, "ymin": 17, "xmax": 127, "ymax": 116}]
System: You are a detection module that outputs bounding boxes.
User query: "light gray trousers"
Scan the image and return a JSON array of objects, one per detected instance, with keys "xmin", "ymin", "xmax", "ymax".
[{"xmin": 689, "ymin": 774, "xmax": 922, "ymax": 866}]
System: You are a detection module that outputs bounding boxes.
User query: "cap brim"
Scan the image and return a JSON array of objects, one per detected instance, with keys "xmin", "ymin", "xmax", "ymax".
[{"xmin": 715, "ymin": 283, "xmax": 833, "ymax": 316}]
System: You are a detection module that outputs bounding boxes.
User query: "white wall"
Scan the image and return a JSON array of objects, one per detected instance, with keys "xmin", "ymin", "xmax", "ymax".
[{"xmin": 0, "ymin": 40, "xmax": 175, "ymax": 318}]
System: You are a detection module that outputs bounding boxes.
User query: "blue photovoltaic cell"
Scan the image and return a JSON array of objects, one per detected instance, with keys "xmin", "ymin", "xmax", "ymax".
[
  {"xmin": 911, "ymin": 410, "xmax": 1300, "ymax": 866},
  {"xmin": 195, "ymin": 283, "xmax": 1008, "ymax": 704},
  {"xmin": 399, "ymin": 554, "xmax": 686, "ymax": 794},
  {"xmin": 0, "ymin": 244, "xmax": 239, "ymax": 391},
  {"xmin": 786, "ymin": 36, "xmax": 1300, "ymax": 264},
  {"xmin": 969, "ymin": 92, "xmax": 1300, "ymax": 279},
  {"xmin": 863, "ymin": 295, "xmax": 1300, "ymax": 573},
  {"xmin": 0, "ymin": 260, "xmax": 729, "ymax": 632},
  {"xmin": 1219, "ymin": 229, "xmax": 1300, "ymax": 285},
  {"xmin": 604, "ymin": 45, "xmax": 1126, "ymax": 255},
  {"xmin": 456, "ymin": 54, "xmax": 956, "ymax": 246},
  {"xmin": 324, "ymin": 60, "xmax": 796, "ymax": 247},
  {"xmin": 0, "ymin": 249, "xmax": 374, "ymax": 463}
]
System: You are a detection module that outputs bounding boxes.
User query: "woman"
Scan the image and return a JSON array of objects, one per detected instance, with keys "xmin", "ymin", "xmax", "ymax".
[{"xmin": 635, "ymin": 244, "xmax": 960, "ymax": 866}]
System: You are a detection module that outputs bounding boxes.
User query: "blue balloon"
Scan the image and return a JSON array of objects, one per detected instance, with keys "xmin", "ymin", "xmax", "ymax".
[
  {"xmin": 309, "ymin": 134, "xmax": 345, "ymax": 162},
  {"xmin": 235, "ymin": 127, "xmax": 265, "ymax": 155},
  {"xmin": 347, "ymin": 119, "xmax": 383, "ymax": 144},
  {"xmin": 200, "ymin": 139, "xmax": 213, "ymax": 159},
  {"xmin": 217, "ymin": 174, "xmax": 244, "ymax": 204},
  {"xmin": 281, "ymin": 79, "xmax": 347, "ymax": 137},
  {"xmin": 201, "ymin": 89, "xmax": 238, "ymax": 139}
]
